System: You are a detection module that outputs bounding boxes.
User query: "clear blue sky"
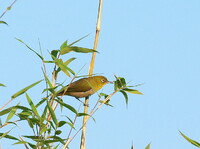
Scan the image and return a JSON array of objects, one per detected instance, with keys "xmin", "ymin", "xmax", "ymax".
[{"xmin": 1, "ymin": 0, "xmax": 200, "ymax": 149}]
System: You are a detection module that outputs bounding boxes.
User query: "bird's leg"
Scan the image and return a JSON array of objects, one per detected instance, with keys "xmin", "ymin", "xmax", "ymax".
[{"xmin": 75, "ymin": 98, "xmax": 89, "ymax": 107}]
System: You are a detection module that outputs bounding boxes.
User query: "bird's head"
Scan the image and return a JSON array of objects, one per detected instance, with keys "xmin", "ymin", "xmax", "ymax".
[{"xmin": 92, "ymin": 76, "xmax": 112, "ymax": 90}]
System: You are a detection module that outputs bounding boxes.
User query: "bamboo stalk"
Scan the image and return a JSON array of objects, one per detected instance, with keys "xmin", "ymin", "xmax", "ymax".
[{"xmin": 80, "ymin": 1, "xmax": 103, "ymax": 149}]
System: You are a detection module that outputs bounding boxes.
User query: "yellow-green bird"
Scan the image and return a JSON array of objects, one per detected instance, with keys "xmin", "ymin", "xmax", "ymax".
[{"xmin": 57, "ymin": 76, "xmax": 112, "ymax": 98}]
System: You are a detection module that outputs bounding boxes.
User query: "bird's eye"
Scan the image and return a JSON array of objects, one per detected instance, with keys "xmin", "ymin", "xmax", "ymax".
[{"xmin": 101, "ymin": 79, "xmax": 105, "ymax": 83}]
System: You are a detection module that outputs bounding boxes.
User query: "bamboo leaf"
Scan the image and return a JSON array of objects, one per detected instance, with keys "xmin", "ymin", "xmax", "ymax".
[
  {"xmin": 0, "ymin": 130, "xmax": 11, "ymax": 139},
  {"xmin": 5, "ymin": 103, "xmax": 19, "ymax": 122},
  {"xmin": 55, "ymin": 130, "xmax": 62, "ymax": 135},
  {"xmin": 68, "ymin": 34, "xmax": 89, "ymax": 47},
  {"xmin": 11, "ymin": 80, "xmax": 43, "ymax": 99},
  {"xmin": 16, "ymin": 38, "xmax": 44, "ymax": 60},
  {"xmin": 131, "ymin": 144, "xmax": 134, "ymax": 149},
  {"xmin": 145, "ymin": 143, "xmax": 151, "ymax": 149},
  {"xmin": 35, "ymin": 98, "xmax": 46, "ymax": 108},
  {"xmin": 0, "ymin": 133, "xmax": 20, "ymax": 141},
  {"xmin": 0, "ymin": 106, "xmax": 31, "ymax": 116},
  {"xmin": 180, "ymin": 131, "xmax": 200, "ymax": 147},
  {"xmin": 60, "ymin": 46, "xmax": 97, "ymax": 55},
  {"xmin": 0, "ymin": 83, "xmax": 6, "ymax": 87},
  {"xmin": 54, "ymin": 59, "xmax": 74, "ymax": 77},
  {"xmin": 77, "ymin": 113, "xmax": 90, "ymax": 117},
  {"xmin": 120, "ymin": 90, "xmax": 129, "ymax": 106},
  {"xmin": 123, "ymin": 88, "xmax": 143, "ymax": 95},
  {"xmin": 0, "ymin": 21, "xmax": 8, "ymax": 25},
  {"xmin": 41, "ymin": 106, "xmax": 48, "ymax": 123},
  {"xmin": 60, "ymin": 40, "xmax": 68, "ymax": 50},
  {"xmin": 56, "ymin": 58, "xmax": 76, "ymax": 74},
  {"xmin": 26, "ymin": 93, "xmax": 40, "ymax": 118},
  {"xmin": 47, "ymin": 101, "xmax": 58, "ymax": 126},
  {"xmin": 55, "ymin": 99, "xmax": 77, "ymax": 114},
  {"xmin": 51, "ymin": 50, "xmax": 59, "ymax": 59}
]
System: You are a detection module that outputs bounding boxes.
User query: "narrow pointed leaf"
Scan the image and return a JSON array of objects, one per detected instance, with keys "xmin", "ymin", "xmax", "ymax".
[
  {"xmin": 6, "ymin": 104, "xmax": 19, "ymax": 122},
  {"xmin": 145, "ymin": 143, "xmax": 151, "ymax": 149},
  {"xmin": 68, "ymin": 34, "xmax": 89, "ymax": 47},
  {"xmin": 16, "ymin": 38, "xmax": 44, "ymax": 60},
  {"xmin": 54, "ymin": 59, "xmax": 72, "ymax": 77},
  {"xmin": 60, "ymin": 40, "xmax": 68, "ymax": 50},
  {"xmin": 35, "ymin": 98, "xmax": 46, "ymax": 108},
  {"xmin": 51, "ymin": 50, "xmax": 59, "ymax": 59},
  {"xmin": 47, "ymin": 101, "xmax": 58, "ymax": 126},
  {"xmin": 55, "ymin": 99, "xmax": 77, "ymax": 114},
  {"xmin": 60, "ymin": 46, "xmax": 96, "ymax": 55},
  {"xmin": 11, "ymin": 80, "xmax": 43, "ymax": 99},
  {"xmin": 0, "ymin": 21, "xmax": 8, "ymax": 25},
  {"xmin": 120, "ymin": 90, "xmax": 129, "ymax": 106},
  {"xmin": 56, "ymin": 58, "xmax": 76, "ymax": 74},
  {"xmin": 180, "ymin": 131, "xmax": 200, "ymax": 147},
  {"xmin": 123, "ymin": 88, "xmax": 143, "ymax": 95},
  {"xmin": 131, "ymin": 144, "xmax": 134, "ymax": 149},
  {"xmin": 41, "ymin": 106, "xmax": 48, "ymax": 123},
  {"xmin": 0, "ymin": 106, "xmax": 31, "ymax": 116},
  {"xmin": 0, "ymin": 83, "xmax": 6, "ymax": 87},
  {"xmin": 26, "ymin": 93, "xmax": 40, "ymax": 118},
  {"xmin": 77, "ymin": 113, "xmax": 90, "ymax": 117},
  {"xmin": 0, "ymin": 133, "xmax": 20, "ymax": 141},
  {"xmin": 0, "ymin": 130, "xmax": 11, "ymax": 139}
]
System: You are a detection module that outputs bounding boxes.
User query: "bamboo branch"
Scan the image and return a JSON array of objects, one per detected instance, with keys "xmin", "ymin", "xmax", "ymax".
[
  {"xmin": 0, "ymin": 0, "xmax": 18, "ymax": 19},
  {"xmin": 80, "ymin": 1, "xmax": 103, "ymax": 149}
]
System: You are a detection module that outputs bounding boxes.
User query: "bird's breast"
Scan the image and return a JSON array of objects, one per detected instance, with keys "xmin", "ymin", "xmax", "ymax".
[{"xmin": 66, "ymin": 89, "xmax": 95, "ymax": 98}]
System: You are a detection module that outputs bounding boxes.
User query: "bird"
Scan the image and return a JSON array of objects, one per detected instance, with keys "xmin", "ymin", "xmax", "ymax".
[{"xmin": 57, "ymin": 76, "xmax": 112, "ymax": 99}]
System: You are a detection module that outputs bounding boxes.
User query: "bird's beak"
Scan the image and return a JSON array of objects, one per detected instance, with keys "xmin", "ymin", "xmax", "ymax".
[{"xmin": 107, "ymin": 81, "xmax": 113, "ymax": 84}]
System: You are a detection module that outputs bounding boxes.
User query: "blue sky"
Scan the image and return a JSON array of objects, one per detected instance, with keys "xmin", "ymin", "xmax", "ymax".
[{"xmin": 1, "ymin": 0, "xmax": 200, "ymax": 149}]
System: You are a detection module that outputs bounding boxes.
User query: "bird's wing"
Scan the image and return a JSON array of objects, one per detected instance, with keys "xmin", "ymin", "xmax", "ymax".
[{"xmin": 66, "ymin": 79, "xmax": 92, "ymax": 92}]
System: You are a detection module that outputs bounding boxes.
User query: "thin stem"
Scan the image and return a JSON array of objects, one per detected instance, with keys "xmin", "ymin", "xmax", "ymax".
[
  {"xmin": 0, "ymin": 0, "xmax": 18, "ymax": 19},
  {"xmin": 63, "ymin": 91, "xmax": 117, "ymax": 148},
  {"xmin": 80, "ymin": 1, "xmax": 103, "ymax": 149}
]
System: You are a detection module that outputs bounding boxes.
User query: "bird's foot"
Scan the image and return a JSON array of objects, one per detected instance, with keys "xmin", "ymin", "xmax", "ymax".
[
  {"xmin": 83, "ymin": 103, "xmax": 89, "ymax": 107},
  {"xmin": 75, "ymin": 98, "xmax": 89, "ymax": 107}
]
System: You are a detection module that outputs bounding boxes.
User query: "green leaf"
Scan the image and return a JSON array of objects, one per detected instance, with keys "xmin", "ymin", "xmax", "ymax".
[
  {"xmin": 47, "ymin": 101, "xmax": 58, "ymax": 126},
  {"xmin": 54, "ymin": 59, "xmax": 74, "ymax": 77},
  {"xmin": 99, "ymin": 100, "xmax": 113, "ymax": 107},
  {"xmin": 55, "ymin": 130, "xmax": 62, "ymax": 135},
  {"xmin": 68, "ymin": 34, "xmax": 89, "ymax": 47},
  {"xmin": 0, "ymin": 106, "xmax": 31, "ymax": 116},
  {"xmin": 77, "ymin": 113, "xmax": 90, "ymax": 117},
  {"xmin": 60, "ymin": 40, "xmax": 68, "ymax": 50},
  {"xmin": 60, "ymin": 46, "xmax": 96, "ymax": 55},
  {"xmin": 35, "ymin": 98, "xmax": 46, "ymax": 108},
  {"xmin": 123, "ymin": 88, "xmax": 143, "ymax": 95},
  {"xmin": 58, "ymin": 121, "xmax": 67, "ymax": 127},
  {"xmin": 48, "ymin": 136, "xmax": 65, "ymax": 144},
  {"xmin": 26, "ymin": 93, "xmax": 40, "ymax": 118},
  {"xmin": 51, "ymin": 50, "xmax": 59, "ymax": 59},
  {"xmin": 0, "ymin": 83, "xmax": 6, "ymax": 87},
  {"xmin": 42, "ymin": 72, "xmax": 56, "ymax": 94},
  {"xmin": 0, "ymin": 21, "xmax": 8, "ymax": 25},
  {"xmin": 11, "ymin": 80, "xmax": 43, "ymax": 99},
  {"xmin": 0, "ymin": 133, "xmax": 20, "ymax": 141},
  {"xmin": 58, "ymin": 120, "xmax": 74, "ymax": 129},
  {"xmin": 180, "ymin": 131, "xmax": 200, "ymax": 147},
  {"xmin": 55, "ymin": 99, "xmax": 77, "ymax": 114},
  {"xmin": 41, "ymin": 106, "xmax": 48, "ymax": 123},
  {"xmin": 120, "ymin": 90, "xmax": 128, "ymax": 106},
  {"xmin": 145, "ymin": 143, "xmax": 151, "ymax": 149},
  {"xmin": 131, "ymin": 144, "xmax": 134, "ymax": 149},
  {"xmin": 16, "ymin": 38, "xmax": 44, "ymax": 60},
  {"xmin": 5, "ymin": 103, "xmax": 19, "ymax": 122},
  {"xmin": 55, "ymin": 58, "xmax": 76, "ymax": 75},
  {"xmin": 0, "ymin": 130, "xmax": 11, "ymax": 139}
]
